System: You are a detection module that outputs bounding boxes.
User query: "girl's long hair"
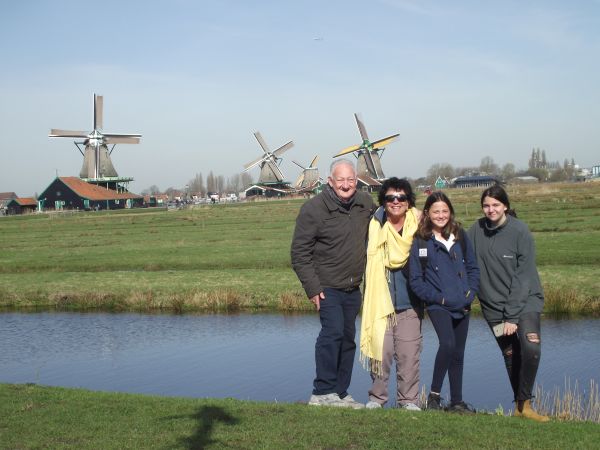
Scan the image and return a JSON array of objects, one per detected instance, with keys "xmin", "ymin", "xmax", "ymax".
[
  {"xmin": 480, "ymin": 184, "xmax": 517, "ymax": 217},
  {"xmin": 417, "ymin": 191, "xmax": 461, "ymax": 240}
]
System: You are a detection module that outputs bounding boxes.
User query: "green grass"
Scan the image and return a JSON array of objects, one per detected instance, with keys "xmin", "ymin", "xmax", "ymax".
[
  {"xmin": 0, "ymin": 182, "xmax": 599, "ymax": 314},
  {"xmin": 1, "ymin": 384, "xmax": 598, "ymax": 449}
]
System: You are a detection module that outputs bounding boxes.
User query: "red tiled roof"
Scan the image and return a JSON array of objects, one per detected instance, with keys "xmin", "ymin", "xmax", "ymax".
[
  {"xmin": 14, "ymin": 197, "xmax": 37, "ymax": 206},
  {"xmin": 59, "ymin": 177, "xmax": 142, "ymax": 201},
  {"xmin": 0, "ymin": 192, "xmax": 17, "ymax": 200}
]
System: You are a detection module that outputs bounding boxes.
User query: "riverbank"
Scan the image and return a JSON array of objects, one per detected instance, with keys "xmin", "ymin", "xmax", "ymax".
[
  {"xmin": 0, "ymin": 182, "xmax": 598, "ymax": 315},
  {"xmin": 1, "ymin": 384, "xmax": 598, "ymax": 449}
]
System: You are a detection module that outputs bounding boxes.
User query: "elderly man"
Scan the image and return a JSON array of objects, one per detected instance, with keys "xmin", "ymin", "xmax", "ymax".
[{"xmin": 291, "ymin": 159, "xmax": 375, "ymax": 408}]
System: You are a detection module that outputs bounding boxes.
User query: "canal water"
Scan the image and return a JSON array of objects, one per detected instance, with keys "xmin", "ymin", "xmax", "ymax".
[{"xmin": 1, "ymin": 312, "xmax": 598, "ymax": 411}]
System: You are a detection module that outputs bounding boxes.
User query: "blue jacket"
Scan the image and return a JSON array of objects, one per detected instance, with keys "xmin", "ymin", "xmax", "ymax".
[
  {"xmin": 408, "ymin": 231, "xmax": 479, "ymax": 318},
  {"xmin": 371, "ymin": 207, "xmax": 420, "ymax": 311}
]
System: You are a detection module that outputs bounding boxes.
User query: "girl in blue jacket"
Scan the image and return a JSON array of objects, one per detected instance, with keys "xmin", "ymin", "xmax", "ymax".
[{"xmin": 409, "ymin": 191, "xmax": 479, "ymax": 413}]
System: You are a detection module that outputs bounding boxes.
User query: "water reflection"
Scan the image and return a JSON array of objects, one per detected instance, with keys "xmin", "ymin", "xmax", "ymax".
[{"xmin": 0, "ymin": 312, "xmax": 597, "ymax": 411}]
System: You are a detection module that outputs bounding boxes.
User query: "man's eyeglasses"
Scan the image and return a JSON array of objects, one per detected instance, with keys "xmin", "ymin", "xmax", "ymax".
[{"xmin": 384, "ymin": 194, "xmax": 408, "ymax": 203}]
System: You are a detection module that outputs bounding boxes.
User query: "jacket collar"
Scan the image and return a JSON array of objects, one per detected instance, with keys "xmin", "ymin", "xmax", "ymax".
[{"xmin": 322, "ymin": 184, "xmax": 362, "ymax": 212}]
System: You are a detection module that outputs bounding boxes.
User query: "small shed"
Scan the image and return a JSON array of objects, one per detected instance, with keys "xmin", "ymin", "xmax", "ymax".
[{"xmin": 6, "ymin": 197, "xmax": 38, "ymax": 215}]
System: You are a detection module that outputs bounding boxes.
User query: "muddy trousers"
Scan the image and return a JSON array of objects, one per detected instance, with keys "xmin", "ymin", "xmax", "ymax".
[
  {"xmin": 368, "ymin": 308, "xmax": 423, "ymax": 406},
  {"xmin": 491, "ymin": 311, "xmax": 542, "ymax": 401},
  {"xmin": 428, "ymin": 309, "xmax": 470, "ymax": 404}
]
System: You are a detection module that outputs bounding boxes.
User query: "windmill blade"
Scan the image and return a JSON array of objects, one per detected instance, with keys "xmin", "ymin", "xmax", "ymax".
[
  {"xmin": 295, "ymin": 172, "xmax": 305, "ymax": 188},
  {"xmin": 104, "ymin": 137, "xmax": 140, "ymax": 144},
  {"xmin": 266, "ymin": 160, "xmax": 285, "ymax": 182},
  {"xmin": 243, "ymin": 154, "xmax": 268, "ymax": 171},
  {"xmin": 333, "ymin": 144, "xmax": 362, "ymax": 157},
  {"xmin": 354, "ymin": 113, "xmax": 369, "ymax": 141},
  {"xmin": 371, "ymin": 133, "xmax": 400, "ymax": 149},
  {"xmin": 49, "ymin": 129, "xmax": 89, "ymax": 138},
  {"xmin": 309, "ymin": 155, "xmax": 319, "ymax": 167},
  {"xmin": 94, "ymin": 94, "xmax": 103, "ymax": 130},
  {"xmin": 292, "ymin": 160, "xmax": 305, "ymax": 169},
  {"xmin": 272, "ymin": 141, "xmax": 294, "ymax": 157},
  {"xmin": 103, "ymin": 133, "xmax": 142, "ymax": 138},
  {"xmin": 253, "ymin": 131, "xmax": 270, "ymax": 153}
]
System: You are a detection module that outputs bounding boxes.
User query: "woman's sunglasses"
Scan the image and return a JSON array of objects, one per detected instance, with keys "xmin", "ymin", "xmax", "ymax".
[{"xmin": 384, "ymin": 194, "xmax": 408, "ymax": 203}]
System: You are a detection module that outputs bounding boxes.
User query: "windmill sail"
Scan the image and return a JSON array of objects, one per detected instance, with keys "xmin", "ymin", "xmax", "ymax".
[
  {"xmin": 333, "ymin": 113, "xmax": 399, "ymax": 181},
  {"xmin": 49, "ymin": 94, "xmax": 141, "ymax": 182},
  {"xmin": 243, "ymin": 131, "xmax": 294, "ymax": 184}
]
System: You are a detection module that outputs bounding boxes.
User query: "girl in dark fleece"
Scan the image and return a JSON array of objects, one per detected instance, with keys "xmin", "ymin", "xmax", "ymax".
[{"xmin": 467, "ymin": 185, "xmax": 549, "ymax": 422}]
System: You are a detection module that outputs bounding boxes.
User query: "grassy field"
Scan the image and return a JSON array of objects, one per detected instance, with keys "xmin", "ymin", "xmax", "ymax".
[
  {"xmin": 1, "ymin": 383, "xmax": 598, "ymax": 449},
  {"xmin": 0, "ymin": 182, "xmax": 599, "ymax": 314}
]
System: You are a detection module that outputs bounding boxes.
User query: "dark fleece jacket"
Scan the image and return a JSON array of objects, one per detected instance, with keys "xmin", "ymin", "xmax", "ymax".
[
  {"xmin": 467, "ymin": 215, "xmax": 544, "ymax": 324},
  {"xmin": 291, "ymin": 185, "xmax": 375, "ymax": 299}
]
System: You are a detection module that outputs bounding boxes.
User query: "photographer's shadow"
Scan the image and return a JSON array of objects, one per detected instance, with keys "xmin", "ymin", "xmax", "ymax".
[{"xmin": 167, "ymin": 405, "xmax": 239, "ymax": 449}]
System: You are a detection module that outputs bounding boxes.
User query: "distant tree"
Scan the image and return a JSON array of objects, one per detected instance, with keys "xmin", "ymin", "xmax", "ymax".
[
  {"xmin": 549, "ymin": 167, "xmax": 567, "ymax": 182},
  {"xmin": 217, "ymin": 175, "xmax": 225, "ymax": 193},
  {"xmin": 454, "ymin": 166, "xmax": 478, "ymax": 177},
  {"xmin": 206, "ymin": 171, "xmax": 216, "ymax": 193},
  {"xmin": 241, "ymin": 172, "xmax": 254, "ymax": 188},
  {"xmin": 501, "ymin": 163, "xmax": 516, "ymax": 181},
  {"xmin": 479, "ymin": 156, "xmax": 499, "ymax": 175},
  {"xmin": 141, "ymin": 184, "xmax": 161, "ymax": 195},
  {"xmin": 188, "ymin": 173, "xmax": 205, "ymax": 196},
  {"xmin": 526, "ymin": 167, "xmax": 548, "ymax": 182},
  {"xmin": 227, "ymin": 173, "xmax": 242, "ymax": 193},
  {"xmin": 541, "ymin": 150, "xmax": 547, "ymax": 168},
  {"xmin": 164, "ymin": 187, "xmax": 177, "ymax": 199},
  {"xmin": 426, "ymin": 163, "xmax": 455, "ymax": 184}
]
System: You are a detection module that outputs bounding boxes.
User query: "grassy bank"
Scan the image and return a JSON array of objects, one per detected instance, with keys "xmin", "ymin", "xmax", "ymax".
[
  {"xmin": 1, "ymin": 384, "xmax": 598, "ymax": 449},
  {"xmin": 0, "ymin": 182, "xmax": 598, "ymax": 314}
]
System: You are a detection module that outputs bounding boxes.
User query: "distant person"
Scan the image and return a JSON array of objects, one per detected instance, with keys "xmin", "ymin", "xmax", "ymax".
[
  {"xmin": 361, "ymin": 178, "xmax": 423, "ymax": 411},
  {"xmin": 291, "ymin": 159, "xmax": 375, "ymax": 408},
  {"xmin": 467, "ymin": 185, "xmax": 549, "ymax": 422},
  {"xmin": 408, "ymin": 191, "xmax": 479, "ymax": 414}
]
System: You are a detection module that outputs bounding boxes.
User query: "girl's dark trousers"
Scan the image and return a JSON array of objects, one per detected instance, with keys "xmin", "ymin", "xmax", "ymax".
[
  {"xmin": 491, "ymin": 311, "xmax": 542, "ymax": 401},
  {"xmin": 428, "ymin": 309, "xmax": 470, "ymax": 404}
]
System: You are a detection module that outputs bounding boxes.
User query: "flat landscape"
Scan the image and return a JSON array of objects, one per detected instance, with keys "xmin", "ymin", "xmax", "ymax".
[{"xmin": 1, "ymin": 182, "xmax": 599, "ymax": 314}]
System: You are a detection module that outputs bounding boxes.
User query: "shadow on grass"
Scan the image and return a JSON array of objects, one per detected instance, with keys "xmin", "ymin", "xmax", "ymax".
[{"xmin": 167, "ymin": 405, "xmax": 239, "ymax": 449}]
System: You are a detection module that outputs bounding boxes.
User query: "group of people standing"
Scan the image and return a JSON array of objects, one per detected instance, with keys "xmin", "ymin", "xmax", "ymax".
[{"xmin": 291, "ymin": 159, "xmax": 549, "ymax": 422}]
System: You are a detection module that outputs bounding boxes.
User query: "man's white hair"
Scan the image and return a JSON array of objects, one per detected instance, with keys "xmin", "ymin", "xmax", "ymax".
[{"xmin": 329, "ymin": 158, "xmax": 356, "ymax": 176}]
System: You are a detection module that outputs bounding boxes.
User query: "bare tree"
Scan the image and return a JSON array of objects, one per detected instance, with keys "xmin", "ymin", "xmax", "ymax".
[
  {"xmin": 501, "ymin": 163, "xmax": 516, "ymax": 181},
  {"xmin": 426, "ymin": 163, "xmax": 455, "ymax": 184},
  {"xmin": 217, "ymin": 175, "xmax": 225, "ymax": 193},
  {"xmin": 241, "ymin": 172, "xmax": 254, "ymax": 189},
  {"xmin": 188, "ymin": 173, "xmax": 205, "ymax": 197},
  {"xmin": 479, "ymin": 156, "xmax": 499, "ymax": 175},
  {"xmin": 206, "ymin": 171, "xmax": 216, "ymax": 193}
]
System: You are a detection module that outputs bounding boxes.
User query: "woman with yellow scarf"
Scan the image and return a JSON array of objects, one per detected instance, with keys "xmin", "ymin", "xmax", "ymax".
[{"xmin": 361, "ymin": 178, "xmax": 423, "ymax": 410}]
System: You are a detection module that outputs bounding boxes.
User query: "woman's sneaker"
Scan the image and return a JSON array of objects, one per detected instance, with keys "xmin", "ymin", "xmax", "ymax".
[
  {"xmin": 339, "ymin": 394, "xmax": 365, "ymax": 409},
  {"xmin": 427, "ymin": 393, "xmax": 442, "ymax": 410},
  {"xmin": 399, "ymin": 402, "xmax": 421, "ymax": 411},
  {"xmin": 446, "ymin": 401, "xmax": 476, "ymax": 414}
]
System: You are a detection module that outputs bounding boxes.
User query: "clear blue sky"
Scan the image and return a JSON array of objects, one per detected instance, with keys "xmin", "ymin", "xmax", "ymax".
[{"xmin": 1, "ymin": 0, "xmax": 599, "ymax": 195}]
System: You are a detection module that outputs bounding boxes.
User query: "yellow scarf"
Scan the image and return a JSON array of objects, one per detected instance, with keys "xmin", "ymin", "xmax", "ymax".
[{"xmin": 360, "ymin": 207, "xmax": 419, "ymax": 376}]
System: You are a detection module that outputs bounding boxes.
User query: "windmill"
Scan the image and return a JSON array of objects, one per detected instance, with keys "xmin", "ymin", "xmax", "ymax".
[
  {"xmin": 49, "ymin": 94, "xmax": 141, "ymax": 185},
  {"xmin": 333, "ymin": 113, "xmax": 399, "ymax": 181},
  {"xmin": 243, "ymin": 131, "xmax": 294, "ymax": 185},
  {"xmin": 292, "ymin": 155, "xmax": 320, "ymax": 191}
]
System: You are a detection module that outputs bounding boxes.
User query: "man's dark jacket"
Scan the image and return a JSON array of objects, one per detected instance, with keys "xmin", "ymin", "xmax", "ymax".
[{"xmin": 291, "ymin": 186, "xmax": 375, "ymax": 299}]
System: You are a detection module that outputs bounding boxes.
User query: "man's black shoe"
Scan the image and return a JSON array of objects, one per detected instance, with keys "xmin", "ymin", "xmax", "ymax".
[{"xmin": 446, "ymin": 401, "xmax": 476, "ymax": 414}]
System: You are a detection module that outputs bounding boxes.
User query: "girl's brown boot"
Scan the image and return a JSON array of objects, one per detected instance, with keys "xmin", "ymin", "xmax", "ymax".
[{"xmin": 515, "ymin": 400, "xmax": 550, "ymax": 422}]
